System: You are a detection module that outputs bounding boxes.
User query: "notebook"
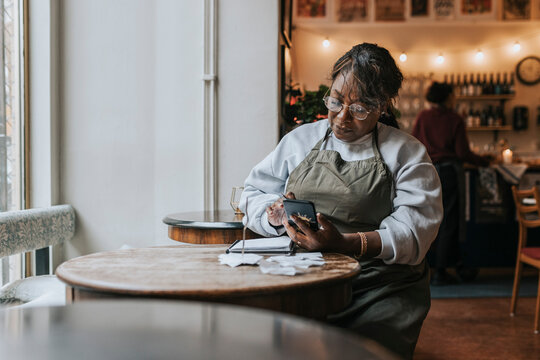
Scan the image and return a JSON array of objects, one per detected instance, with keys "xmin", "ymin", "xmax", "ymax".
[{"xmin": 226, "ymin": 236, "xmax": 295, "ymax": 255}]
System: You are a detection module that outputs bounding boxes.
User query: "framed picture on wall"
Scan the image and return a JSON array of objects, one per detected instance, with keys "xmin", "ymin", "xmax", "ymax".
[
  {"xmin": 411, "ymin": 0, "xmax": 430, "ymax": 17},
  {"xmin": 376, "ymin": 0, "xmax": 405, "ymax": 21},
  {"xmin": 533, "ymin": 0, "xmax": 540, "ymax": 19},
  {"xmin": 502, "ymin": 0, "xmax": 531, "ymax": 19},
  {"xmin": 295, "ymin": 0, "xmax": 329, "ymax": 20},
  {"xmin": 281, "ymin": 0, "xmax": 292, "ymax": 48},
  {"xmin": 434, "ymin": 0, "xmax": 456, "ymax": 19},
  {"xmin": 457, "ymin": 0, "xmax": 495, "ymax": 19},
  {"xmin": 336, "ymin": 0, "xmax": 369, "ymax": 22}
]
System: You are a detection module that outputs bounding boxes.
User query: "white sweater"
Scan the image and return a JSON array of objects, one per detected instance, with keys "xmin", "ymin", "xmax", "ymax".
[{"xmin": 240, "ymin": 120, "xmax": 443, "ymax": 265}]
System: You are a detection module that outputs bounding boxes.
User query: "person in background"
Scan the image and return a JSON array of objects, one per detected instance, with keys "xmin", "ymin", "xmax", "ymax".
[
  {"xmin": 240, "ymin": 43, "xmax": 442, "ymax": 359},
  {"xmin": 412, "ymin": 81, "xmax": 491, "ymax": 286}
]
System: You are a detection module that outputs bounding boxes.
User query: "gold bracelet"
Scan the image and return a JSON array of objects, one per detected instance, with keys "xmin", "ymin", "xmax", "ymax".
[{"xmin": 354, "ymin": 232, "xmax": 368, "ymax": 259}]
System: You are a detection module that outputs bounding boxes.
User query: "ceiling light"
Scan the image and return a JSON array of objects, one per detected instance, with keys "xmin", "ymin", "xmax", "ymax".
[
  {"xmin": 399, "ymin": 52, "xmax": 407, "ymax": 62},
  {"xmin": 436, "ymin": 53, "xmax": 444, "ymax": 64},
  {"xmin": 475, "ymin": 49, "xmax": 484, "ymax": 61}
]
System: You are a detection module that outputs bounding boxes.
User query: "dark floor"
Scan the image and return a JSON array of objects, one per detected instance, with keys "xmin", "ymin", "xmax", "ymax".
[
  {"xmin": 415, "ymin": 297, "xmax": 540, "ymax": 360},
  {"xmin": 430, "ymin": 267, "xmax": 538, "ymax": 299}
]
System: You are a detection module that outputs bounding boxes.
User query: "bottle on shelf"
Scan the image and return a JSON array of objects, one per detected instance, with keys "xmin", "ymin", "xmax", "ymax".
[
  {"xmin": 467, "ymin": 73, "xmax": 475, "ymax": 96},
  {"xmin": 496, "ymin": 106, "xmax": 505, "ymax": 126},
  {"xmin": 466, "ymin": 107, "xmax": 474, "ymax": 127},
  {"xmin": 509, "ymin": 72, "xmax": 515, "ymax": 95},
  {"xmin": 455, "ymin": 74, "xmax": 461, "ymax": 96},
  {"xmin": 461, "ymin": 74, "xmax": 469, "ymax": 96},
  {"xmin": 480, "ymin": 108, "xmax": 488, "ymax": 126},
  {"xmin": 494, "ymin": 73, "xmax": 502, "ymax": 95},
  {"xmin": 502, "ymin": 73, "xmax": 509, "ymax": 95},
  {"xmin": 475, "ymin": 73, "xmax": 483, "ymax": 96},
  {"xmin": 486, "ymin": 106, "xmax": 495, "ymax": 126},
  {"xmin": 487, "ymin": 73, "xmax": 494, "ymax": 95},
  {"xmin": 481, "ymin": 73, "xmax": 488, "ymax": 95}
]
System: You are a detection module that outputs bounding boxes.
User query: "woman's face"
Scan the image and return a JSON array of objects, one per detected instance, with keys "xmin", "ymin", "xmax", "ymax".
[{"xmin": 328, "ymin": 72, "xmax": 381, "ymax": 142}]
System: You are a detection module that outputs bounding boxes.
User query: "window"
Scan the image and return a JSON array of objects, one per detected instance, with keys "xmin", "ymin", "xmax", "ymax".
[{"xmin": 0, "ymin": 0, "xmax": 25, "ymax": 286}]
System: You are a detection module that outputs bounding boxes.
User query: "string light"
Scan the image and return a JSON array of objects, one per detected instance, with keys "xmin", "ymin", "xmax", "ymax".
[
  {"xmin": 475, "ymin": 49, "xmax": 484, "ymax": 61},
  {"xmin": 297, "ymin": 27, "xmax": 540, "ymax": 65},
  {"xmin": 399, "ymin": 52, "xmax": 407, "ymax": 62}
]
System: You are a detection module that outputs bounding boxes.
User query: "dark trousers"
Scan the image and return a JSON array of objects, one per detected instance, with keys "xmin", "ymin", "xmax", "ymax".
[{"xmin": 429, "ymin": 163, "xmax": 460, "ymax": 269}]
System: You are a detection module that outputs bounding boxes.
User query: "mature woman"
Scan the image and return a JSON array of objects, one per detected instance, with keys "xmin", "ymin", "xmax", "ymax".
[
  {"xmin": 240, "ymin": 43, "xmax": 442, "ymax": 359},
  {"xmin": 412, "ymin": 82, "xmax": 491, "ymax": 285}
]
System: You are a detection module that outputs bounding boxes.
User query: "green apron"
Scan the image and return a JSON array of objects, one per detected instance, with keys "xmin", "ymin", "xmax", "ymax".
[{"xmin": 286, "ymin": 126, "xmax": 430, "ymax": 360}]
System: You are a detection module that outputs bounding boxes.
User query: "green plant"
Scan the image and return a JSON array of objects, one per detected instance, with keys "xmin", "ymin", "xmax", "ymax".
[{"xmin": 283, "ymin": 84, "xmax": 329, "ymax": 126}]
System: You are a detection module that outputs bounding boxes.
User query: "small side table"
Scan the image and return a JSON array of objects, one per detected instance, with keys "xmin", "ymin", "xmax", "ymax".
[{"xmin": 163, "ymin": 210, "xmax": 258, "ymax": 244}]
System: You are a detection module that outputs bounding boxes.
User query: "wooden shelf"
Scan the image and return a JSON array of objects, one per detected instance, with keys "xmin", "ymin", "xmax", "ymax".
[
  {"xmin": 466, "ymin": 125, "xmax": 512, "ymax": 131},
  {"xmin": 456, "ymin": 95, "xmax": 515, "ymax": 101}
]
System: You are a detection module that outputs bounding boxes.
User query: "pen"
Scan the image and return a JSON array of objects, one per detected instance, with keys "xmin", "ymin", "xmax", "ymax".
[{"xmin": 242, "ymin": 197, "xmax": 248, "ymax": 256}]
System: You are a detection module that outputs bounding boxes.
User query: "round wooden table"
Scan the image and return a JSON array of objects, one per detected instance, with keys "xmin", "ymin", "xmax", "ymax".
[
  {"xmin": 163, "ymin": 210, "xmax": 258, "ymax": 244},
  {"xmin": 56, "ymin": 245, "xmax": 361, "ymax": 319},
  {"xmin": 0, "ymin": 300, "xmax": 398, "ymax": 360}
]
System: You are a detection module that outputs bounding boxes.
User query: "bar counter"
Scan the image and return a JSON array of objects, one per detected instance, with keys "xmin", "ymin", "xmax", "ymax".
[{"xmin": 462, "ymin": 160, "xmax": 540, "ymax": 268}]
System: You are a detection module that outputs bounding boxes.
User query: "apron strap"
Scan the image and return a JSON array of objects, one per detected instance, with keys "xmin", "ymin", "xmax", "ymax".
[
  {"xmin": 312, "ymin": 127, "xmax": 333, "ymax": 151},
  {"xmin": 371, "ymin": 124, "xmax": 382, "ymax": 160}
]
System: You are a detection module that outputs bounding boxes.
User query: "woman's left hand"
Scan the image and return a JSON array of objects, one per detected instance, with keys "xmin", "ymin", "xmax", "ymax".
[{"xmin": 283, "ymin": 213, "xmax": 343, "ymax": 251}]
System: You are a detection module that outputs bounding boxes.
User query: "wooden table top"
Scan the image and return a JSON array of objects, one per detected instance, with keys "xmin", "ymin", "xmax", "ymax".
[
  {"xmin": 163, "ymin": 210, "xmax": 244, "ymax": 229},
  {"xmin": 0, "ymin": 300, "xmax": 397, "ymax": 360},
  {"xmin": 57, "ymin": 245, "xmax": 359, "ymax": 297},
  {"xmin": 56, "ymin": 245, "xmax": 361, "ymax": 318}
]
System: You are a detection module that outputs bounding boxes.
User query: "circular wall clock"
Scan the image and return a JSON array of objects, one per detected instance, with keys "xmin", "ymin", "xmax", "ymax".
[{"xmin": 516, "ymin": 56, "xmax": 540, "ymax": 86}]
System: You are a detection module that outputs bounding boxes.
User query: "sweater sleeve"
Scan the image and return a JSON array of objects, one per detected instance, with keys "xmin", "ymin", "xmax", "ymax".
[
  {"xmin": 239, "ymin": 125, "xmax": 319, "ymax": 237},
  {"xmin": 376, "ymin": 132, "xmax": 443, "ymax": 265},
  {"xmin": 239, "ymin": 145, "xmax": 289, "ymax": 237}
]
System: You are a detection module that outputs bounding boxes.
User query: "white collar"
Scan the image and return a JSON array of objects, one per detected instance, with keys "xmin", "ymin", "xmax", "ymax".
[{"xmin": 329, "ymin": 123, "xmax": 381, "ymax": 145}]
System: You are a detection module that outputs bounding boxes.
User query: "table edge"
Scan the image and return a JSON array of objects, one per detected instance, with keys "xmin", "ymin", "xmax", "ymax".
[
  {"xmin": 162, "ymin": 217, "xmax": 243, "ymax": 229},
  {"xmin": 56, "ymin": 247, "xmax": 361, "ymax": 298}
]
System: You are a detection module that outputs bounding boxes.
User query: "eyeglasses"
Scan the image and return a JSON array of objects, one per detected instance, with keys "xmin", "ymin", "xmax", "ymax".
[{"xmin": 323, "ymin": 96, "xmax": 371, "ymax": 121}]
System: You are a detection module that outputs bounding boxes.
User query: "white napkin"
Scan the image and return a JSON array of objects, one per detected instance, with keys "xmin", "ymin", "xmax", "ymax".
[
  {"xmin": 267, "ymin": 252, "xmax": 325, "ymax": 269},
  {"xmin": 218, "ymin": 253, "xmax": 262, "ymax": 268},
  {"xmin": 259, "ymin": 259, "xmax": 298, "ymax": 276}
]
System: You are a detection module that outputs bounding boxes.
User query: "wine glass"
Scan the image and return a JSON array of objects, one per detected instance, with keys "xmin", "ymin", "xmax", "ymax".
[{"xmin": 230, "ymin": 187, "xmax": 244, "ymax": 215}]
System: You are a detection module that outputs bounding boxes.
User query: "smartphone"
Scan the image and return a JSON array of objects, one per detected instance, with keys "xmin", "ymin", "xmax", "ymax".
[{"xmin": 283, "ymin": 199, "xmax": 318, "ymax": 231}]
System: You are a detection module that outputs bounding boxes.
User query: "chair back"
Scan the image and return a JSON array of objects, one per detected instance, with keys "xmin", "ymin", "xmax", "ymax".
[
  {"xmin": 511, "ymin": 186, "xmax": 540, "ymax": 229},
  {"xmin": 0, "ymin": 205, "xmax": 75, "ymax": 259}
]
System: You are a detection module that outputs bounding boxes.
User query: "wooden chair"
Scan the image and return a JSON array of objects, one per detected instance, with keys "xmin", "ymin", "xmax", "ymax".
[{"xmin": 510, "ymin": 186, "xmax": 540, "ymax": 333}]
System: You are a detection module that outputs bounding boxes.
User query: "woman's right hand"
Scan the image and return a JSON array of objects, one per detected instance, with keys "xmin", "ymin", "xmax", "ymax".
[{"xmin": 266, "ymin": 192, "xmax": 295, "ymax": 227}]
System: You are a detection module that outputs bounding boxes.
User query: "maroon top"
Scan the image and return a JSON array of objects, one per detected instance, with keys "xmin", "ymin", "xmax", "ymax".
[{"xmin": 412, "ymin": 107, "xmax": 489, "ymax": 166}]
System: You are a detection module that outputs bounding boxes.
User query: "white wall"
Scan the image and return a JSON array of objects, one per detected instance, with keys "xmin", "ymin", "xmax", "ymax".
[
  {"xmin": 217, "ymin": 0, "xmax": 279, "ymax": 209},
  {"xmin": 59, "ymin": 0, "xmax": 161, "ymax": 256},
  {"xmin": 49, "ymin": 0, "xmax": 277, "ymax": 258},
  {"xmin": 292, "ymin": 22, "xmax": 540, "ymax": 153}
]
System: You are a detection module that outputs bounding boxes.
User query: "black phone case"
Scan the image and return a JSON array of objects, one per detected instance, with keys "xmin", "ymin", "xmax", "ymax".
[{"xmin": 283, "ymin": 199, "xmax": 318, "ymax": 231}]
